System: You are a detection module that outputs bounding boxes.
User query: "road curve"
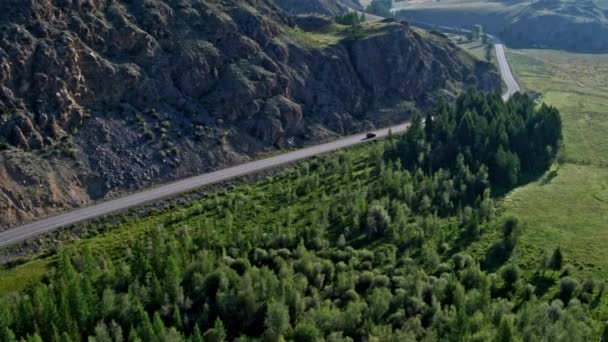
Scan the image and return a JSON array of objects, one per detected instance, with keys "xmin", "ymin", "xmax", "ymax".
[
  {"xmin": 0, "ymin": 123, "xmax": 411, "ymax": 248},
  {"xmin": 495, "ymin": 44, "xmax": 521, "ymax": 100}
]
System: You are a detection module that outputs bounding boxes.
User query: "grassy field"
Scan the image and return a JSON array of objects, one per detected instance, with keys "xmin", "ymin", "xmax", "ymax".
[
  {"xmin": 472, "ymin": 48, "xmax": 608, "ymax": 288},
  {"xmin": 506, "ymin": 49, "xmax": 608, "ymax": 166}
]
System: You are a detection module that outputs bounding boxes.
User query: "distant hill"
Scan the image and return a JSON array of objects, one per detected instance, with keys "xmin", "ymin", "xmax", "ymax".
[
  {"xmin": 273, "ymin": 0, "xmax": 350, "ymax": 15},
  {"xmin": 394, "ymin": 0, "xmax": 608, "ymax": 52}
]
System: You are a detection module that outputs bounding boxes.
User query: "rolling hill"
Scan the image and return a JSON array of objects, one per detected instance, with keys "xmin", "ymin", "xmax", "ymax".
[{"xmin": 394, "ymin": 0, "xmax": 608, "ymax": 52}]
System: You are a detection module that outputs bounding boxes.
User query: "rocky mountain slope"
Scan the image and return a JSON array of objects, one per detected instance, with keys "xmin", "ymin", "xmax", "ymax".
[{"xmin": 0, "ymin": 0, "xmax": 500, "ymax": 228}]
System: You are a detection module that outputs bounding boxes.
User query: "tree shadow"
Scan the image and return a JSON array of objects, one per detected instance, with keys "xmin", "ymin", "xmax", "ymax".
[
  {"xmin": 481, "ymin": 239, "xmax": 514, "ymax": 273},
  {"xmin": 590, "ymin": 289, "xmax": 605, "ymax": 309},
  {"xmin": 540, "ymin": 169, "xmax": 559, "ymax": 186},
  {"xmin": 531, "ymin": 272, "xmax": 555, "ymax": 298},
  {"xmin": 492, "ymin": 167, "xmax": 549, "ymax": 198},
  {"xmin": 448, "ymin": 224, "xmax": 480, "ymax": 257}
]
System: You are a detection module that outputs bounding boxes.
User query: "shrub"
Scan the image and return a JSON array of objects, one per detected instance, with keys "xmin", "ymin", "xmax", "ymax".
[
  {"xmin": 293, "ymin": 323, "xmax": 321, "ymax": 342},
  {"xmin": 559, "ymin": 277, "xmax": 578, "ymax": 304},
  {"xmin": 335, "ymin": 13, "xmax": 363, "ymax": 26}
]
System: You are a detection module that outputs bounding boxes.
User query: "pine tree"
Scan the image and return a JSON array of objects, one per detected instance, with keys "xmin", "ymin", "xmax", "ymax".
[
  {"xmin": 191, "ymin": 324, "xmax": 203, "ymax": 342},
  {"xmin": 495, "ymin": 317, "xmax": 514, "ymax": 342},
  {"xmin": 264, "ymin": 302, "xmax": 290, "ymax": 341},
  {"xmin": 549, "ymin": 247, "xmax": 564, "ymax": 272}
]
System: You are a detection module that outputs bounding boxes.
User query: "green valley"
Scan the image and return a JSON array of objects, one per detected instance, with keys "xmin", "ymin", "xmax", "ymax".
[{"xmin": 0, "ymin": 91, "xmax": 596, "ymax": 341}]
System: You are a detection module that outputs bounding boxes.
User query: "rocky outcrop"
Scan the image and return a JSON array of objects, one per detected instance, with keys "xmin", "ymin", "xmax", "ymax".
[{"xmin": 0, "ymin": 0, "xmax": 500, "ymax": 228}]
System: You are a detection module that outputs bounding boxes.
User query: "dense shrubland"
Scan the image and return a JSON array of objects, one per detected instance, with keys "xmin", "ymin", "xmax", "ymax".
[{"xmin": 0, "ymin": 90, "xmax": 597, "ymax": 342}]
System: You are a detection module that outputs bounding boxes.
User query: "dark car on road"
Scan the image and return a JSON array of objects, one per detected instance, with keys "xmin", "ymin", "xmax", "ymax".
[{"xmin": 366, "ymin": 133, "xmax": 377, "ymax": 139}]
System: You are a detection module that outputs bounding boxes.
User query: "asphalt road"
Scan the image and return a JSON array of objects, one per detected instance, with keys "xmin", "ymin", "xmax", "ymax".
[
  {"xmin": 495, "ymin": 44, "xmax": 521, "ymax": 101},
  {"xmin": 0, "ymin": 123, "xmax": 411, "ymax": 248},
  {"xmin": 0, "ymin": 35, "xmax": 521, "ymax": 249}
]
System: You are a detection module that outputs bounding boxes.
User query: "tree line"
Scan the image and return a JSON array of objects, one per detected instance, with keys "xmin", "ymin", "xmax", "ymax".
[{"xmin": 0, "ymin": 89, "xmax": 598, "ymax": 342}]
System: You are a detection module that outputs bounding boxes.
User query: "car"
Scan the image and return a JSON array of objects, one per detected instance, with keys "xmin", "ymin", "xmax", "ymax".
[{"xmin": 366, "ymin": 132, "xmax": 377, "ymax": 139}]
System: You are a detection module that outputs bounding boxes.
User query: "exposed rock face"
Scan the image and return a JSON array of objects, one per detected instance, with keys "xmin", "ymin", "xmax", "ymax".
[{"xmin": 0, "ymin": 0, "xmax": 500, "ymax": 228}]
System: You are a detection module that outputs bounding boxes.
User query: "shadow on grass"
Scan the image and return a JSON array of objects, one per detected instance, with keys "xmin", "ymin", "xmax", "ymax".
[
  {"xmin": 492, "ymin": 167, "xmax": 549, "ymax": 198},
  {"xmin": 540, "ymin": 169, "xmax": 559, "ymax": 186},
  {"xmin": 531, "ymin": 272, "xmax": 556, "ymax": 298},
  {"xmin": 481, "ymin": 239, "xmax": 514, "ymax": 273}
]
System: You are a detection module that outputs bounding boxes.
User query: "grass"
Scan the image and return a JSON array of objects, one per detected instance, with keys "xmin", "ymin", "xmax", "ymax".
[
  {"xmin": 283, "ymin": 23, "xmax": 349, "ymax": 48},
  {"xmin": 506, "ymin": 49, "xmax": 608, "ymax": 166},
  {"xmin": 283, "ymin": 20, "xmax": 409, "ymax": 49},
  {"xmin": 0, "ymin": 259, "xmax": 51, "ymax": 294},
  {"xmin": 501, "ymin": 164, "xmax": 608, "ymax": 279},
  {"xmin": 466, "ymin": 48, "xmax": 608, "ymax": 313}
]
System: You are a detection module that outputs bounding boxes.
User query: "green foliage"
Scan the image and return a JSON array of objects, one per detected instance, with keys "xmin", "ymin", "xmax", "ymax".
[
  {"xmin": 0, "ymin": 91, "xmax": 598, "ymax": 341},
  {"xmin": 390, "ymin": 88, "xmax": 562, "ymax": 189},
  {"xmin": 366, "ymin": 0, "xmax": 392, "ymax": 17},
  {"xmin": 335, "ymin": 13, "xmax": 364, "ymax": 27}
]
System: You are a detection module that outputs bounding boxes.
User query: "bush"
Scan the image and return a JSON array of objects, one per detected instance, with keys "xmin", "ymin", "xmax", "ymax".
[
  {"xmin": 559, "ymin": 277, "xmax": 578, "ymax": 304},
  {"xmin": 501, "ymin": 264, "xmax": 520, "ymax": 293},
  {"xmin": 335, "ymin": 12, "xmax": 363, "ymax": 26},
  {"xmin": 366, "ymin": 204, "xmax": 391, "ymax": 238},
  {"xmin": 293, "ymin": 323, "xmax": 321, "ymax": 342}
]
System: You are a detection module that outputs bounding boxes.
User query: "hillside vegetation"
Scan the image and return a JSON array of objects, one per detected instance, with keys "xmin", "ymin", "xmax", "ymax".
[{"xmin": 0, "ymin": 90, "xmax": 595, "ymax": 341}]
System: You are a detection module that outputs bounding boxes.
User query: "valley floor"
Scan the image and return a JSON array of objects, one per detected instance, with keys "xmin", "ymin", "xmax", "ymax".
[{"xmin": 474, "ymin": 48, "xmax": 608, "ymax": 318}]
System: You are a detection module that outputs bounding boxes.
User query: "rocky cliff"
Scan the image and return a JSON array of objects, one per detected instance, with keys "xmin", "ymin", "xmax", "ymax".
[{"xmin": 0, "ymin": 0, "xmax": 500, "ymax": 228}]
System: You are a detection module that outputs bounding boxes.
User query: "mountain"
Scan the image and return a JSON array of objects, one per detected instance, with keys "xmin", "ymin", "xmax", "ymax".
[
  {"xmin": 0, "ymin": 0, "xmax": 500, "ymax": 228},
  {"xmin": 502, "ymin": 0, "xmax": 608, "ymax": 51},
  {"xmin": 394, "ymin": 0, "xmax": 608, "ymax": 52},
  {"xmin": 273, "ymin": 0, "xmax": 349, "ymax": 15}
]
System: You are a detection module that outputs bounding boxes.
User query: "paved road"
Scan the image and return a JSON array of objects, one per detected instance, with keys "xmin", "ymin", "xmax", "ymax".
[
  {"xmin": 0, "ymin": 123, "xmax": 411, "ymax": 248},
  {"xmin": 495, "ymin": 43, "xmax": 521, "ymax": 101},
  {"xmin": 0, "ymin": 25, "xmax": 522, "ymax": 249}
]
